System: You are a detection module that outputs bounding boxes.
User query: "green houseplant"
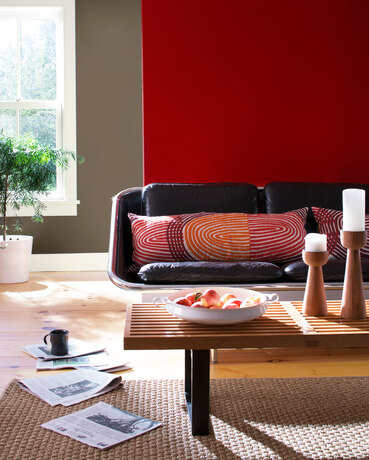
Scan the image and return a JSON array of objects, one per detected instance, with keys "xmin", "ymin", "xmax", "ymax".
[{"xmin": 0, "ymin": 132, "xmax": 79, "ymax": 283}]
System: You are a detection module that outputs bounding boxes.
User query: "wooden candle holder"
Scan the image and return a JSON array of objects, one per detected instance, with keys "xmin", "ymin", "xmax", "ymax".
[
  {"xmin": 340, "ymin": 230, "xmax": 367, "ymax": 320},
  {"xmin": 302, "ymin": 250, "xmax": 329, "ymax": 316}
]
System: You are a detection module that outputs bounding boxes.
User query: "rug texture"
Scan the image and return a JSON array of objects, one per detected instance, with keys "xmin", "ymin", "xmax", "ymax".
[{"xmin": 1, "ymin": 377, "xmax": 369, "ymax": 460}]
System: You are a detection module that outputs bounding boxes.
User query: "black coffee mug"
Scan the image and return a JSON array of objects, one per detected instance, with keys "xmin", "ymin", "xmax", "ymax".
[{"xmin": 43, "ymin": 329, "xmax": 69, "ymax": 356}]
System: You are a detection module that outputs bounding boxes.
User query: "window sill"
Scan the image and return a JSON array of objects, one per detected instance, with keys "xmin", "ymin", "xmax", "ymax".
[{"xmin": 6, "ymin": 200, "xmax": 80, "ymax": 217}]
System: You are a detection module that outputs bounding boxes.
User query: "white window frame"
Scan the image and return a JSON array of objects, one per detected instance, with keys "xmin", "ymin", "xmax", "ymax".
[{"xmin": 0, "ymin": 0, "xmax": 78, "ymax": 217}]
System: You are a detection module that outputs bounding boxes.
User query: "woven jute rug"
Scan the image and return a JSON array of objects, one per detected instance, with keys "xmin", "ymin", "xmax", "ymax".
[{"xmin": 1, "ymin": 377, "xmax": 369, "ymax": 460}]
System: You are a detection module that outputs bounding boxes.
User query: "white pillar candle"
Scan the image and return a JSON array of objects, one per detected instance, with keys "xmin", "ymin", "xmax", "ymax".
[
  {"xmin": 342, "ymin": 189, "xmax": 366, "ymax": 231},
  {"xmin": 305, "ymin": 233, "xmax": 327, "ymax": 252}
]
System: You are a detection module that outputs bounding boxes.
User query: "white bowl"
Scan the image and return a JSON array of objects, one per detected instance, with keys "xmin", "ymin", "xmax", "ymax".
[{"xmin": 153, "ymin": 287, "xmax": 278, "ymax": 325}]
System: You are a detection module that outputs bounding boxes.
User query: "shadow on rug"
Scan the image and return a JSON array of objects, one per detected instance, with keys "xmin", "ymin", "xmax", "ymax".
[{"xmin": 1, "ymin": 377, "xmax": 369, "ymax": 459}]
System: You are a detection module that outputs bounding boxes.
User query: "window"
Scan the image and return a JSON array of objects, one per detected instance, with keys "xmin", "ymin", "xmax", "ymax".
[{"xmin": 0, "ymin": 0, "xmax": 78, "ymax": 216}]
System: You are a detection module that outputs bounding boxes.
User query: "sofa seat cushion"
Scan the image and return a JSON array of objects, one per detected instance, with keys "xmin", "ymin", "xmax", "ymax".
[
  {"xmin": 312, "ymin": 207, "xmax": 369, "ymax": 259},
  {"xmin": 128, "ymin": 209, "xmax": 308, "ymax": 266},
  {"xmin": 283, "ymin": 259, "xmax": 369, "ymax": 282},
  {"xmin": 137, "ymin": 261, "xmax": 284, "ymax": 284}
]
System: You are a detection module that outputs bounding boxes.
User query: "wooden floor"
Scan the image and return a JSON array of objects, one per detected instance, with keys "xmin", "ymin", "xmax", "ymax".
[{"xmin": 1, "ymin": 271, "xmax": 369, "ymax": 396}]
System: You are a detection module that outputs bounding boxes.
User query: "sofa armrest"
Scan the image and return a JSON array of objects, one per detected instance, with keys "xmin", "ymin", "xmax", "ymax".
[{"xmin": 108, "ymin": 187, "xmax": 143, "ymax": 290}]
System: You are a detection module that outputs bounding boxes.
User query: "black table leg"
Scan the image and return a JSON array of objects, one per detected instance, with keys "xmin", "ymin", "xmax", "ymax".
[
  {"xmin": 185, "ymin": 349, "xmax": 192, "ymax": 398},
  {"xmin": 184, "ymin": 349, "xmax": 210, "ymax": 435}
]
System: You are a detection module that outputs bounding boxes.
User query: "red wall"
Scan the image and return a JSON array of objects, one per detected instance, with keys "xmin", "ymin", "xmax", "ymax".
[{"xmin": 142, "ymin": 0, "xmax": 369, "ymax": 186}]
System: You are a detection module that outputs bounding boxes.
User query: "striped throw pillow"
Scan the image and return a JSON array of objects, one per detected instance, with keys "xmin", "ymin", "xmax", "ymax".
[
  {"xmin": 312, "ymin": 207, "xmax": 369, "ymax": 259},
  {"xmin": 128, "ymin": 209, "xmax": 308, "ymax": 266}
]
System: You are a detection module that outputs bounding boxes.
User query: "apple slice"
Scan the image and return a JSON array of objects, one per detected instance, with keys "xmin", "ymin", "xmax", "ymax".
[
  {"xmin": 191, "ymin": 301, "xmax": 204, "ymax": 308},
  {"xmin": 219, "ymin": 293, "xmax": 237, "ymax": 307},
  {"xmin": 222, "ymin": 298, "xmax": 242, "ymax": 309},
  {"xmin": 240, "ymin": 295, "xmax": 262, "ymax": 308}
]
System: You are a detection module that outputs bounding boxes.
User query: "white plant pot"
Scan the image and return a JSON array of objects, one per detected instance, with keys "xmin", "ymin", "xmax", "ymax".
[{"xmin": 0, "ymin": 236, "xmax": 33, "ymax": 283}]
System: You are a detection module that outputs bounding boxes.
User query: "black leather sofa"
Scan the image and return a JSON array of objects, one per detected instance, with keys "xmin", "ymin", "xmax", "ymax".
[{"xmin": 108, "ymin": 182, "xmax": 369, "ymax": 290}]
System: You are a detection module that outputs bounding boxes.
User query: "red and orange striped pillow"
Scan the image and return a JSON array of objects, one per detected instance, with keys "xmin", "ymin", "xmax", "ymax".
[
  {"xmin": 311, "ymin": 207, "xmax": 369, "ymax": 259},
  {"xmin": 128, "ymin": 209, "xmax": 308, "ymax": 266}
]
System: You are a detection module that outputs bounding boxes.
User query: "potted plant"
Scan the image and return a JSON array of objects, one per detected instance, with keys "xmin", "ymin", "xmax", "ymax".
[{"xmin": 0, "ymin": 132, "xmax": 79, "ymax": 283}]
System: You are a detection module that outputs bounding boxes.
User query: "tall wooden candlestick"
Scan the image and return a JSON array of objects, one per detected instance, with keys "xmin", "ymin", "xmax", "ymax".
[
  {"xmin": 340, "ymin": 230, "xmax": 367, "ymax": 320},
  {"xmin": 302, "ymin": 250, "xmax": 329, "ymax": 316}
]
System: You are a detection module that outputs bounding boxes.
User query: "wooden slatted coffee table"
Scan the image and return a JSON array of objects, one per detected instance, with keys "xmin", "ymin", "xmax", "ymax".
[{"xmin": 124, "ymin": 300, "xmax": 369, "ymax": 435}]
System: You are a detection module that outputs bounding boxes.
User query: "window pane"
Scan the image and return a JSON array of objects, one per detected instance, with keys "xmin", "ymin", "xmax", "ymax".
[
  {"xmin": 20, "ymin": 108, "xmax": 57, "ymax": 190},
  {"xmin": 0, "ymin": 19, "xmax": 17, "ymax": 101},
  {"xmin": 20, "ymin": 19, "xmax": 56, "ymax": 100},
  {"xmin": 20, "ymin": 108, "xmax": 56, "ymax": 147},
  {"xmin": 0, "ymin": 108, "xmax": 17, "ymax": 137}
]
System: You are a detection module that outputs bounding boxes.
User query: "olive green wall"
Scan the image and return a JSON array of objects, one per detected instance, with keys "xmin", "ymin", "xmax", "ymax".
[{"xmin": 13, "ymin": 0, "xmax": 143, "ymax": 253}]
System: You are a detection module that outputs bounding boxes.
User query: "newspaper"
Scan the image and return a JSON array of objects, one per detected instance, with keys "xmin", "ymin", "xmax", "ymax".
[
  {"xmin": 23, "ymin": 338, "xmax": 106, "ymax": 361},
  {"xmin": 18, "ymin": 369, "xmax": 122, "ymax": 406},
  {"xmin": 36, "ymin": 352, "xmax": 109, "ymax": 370},
  {"xmin": 36, "ymin": 352, "xmax": 132, "ymax": 373},
  {"xmin": 42, "ymin": 402, "xmax": 161, "ymax": 450},
  {"xmin": 93, "ymin": 363, "xmax": 133, "ymax": 373}
]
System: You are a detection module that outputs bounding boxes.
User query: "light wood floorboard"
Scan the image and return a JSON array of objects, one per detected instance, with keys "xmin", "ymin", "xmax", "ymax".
[{"xmin": 1, "ymin": 272, "xmax": 369, "ymax": 396}]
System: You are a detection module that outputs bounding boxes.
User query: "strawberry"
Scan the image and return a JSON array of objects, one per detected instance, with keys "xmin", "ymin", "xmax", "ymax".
[
  {"xmin": 185, "ymin": 292, "xmax": 202, "ymax": 305},
  {"xmin": 174, "ymin": 297, "xmax": 192, "ymax": 306}
]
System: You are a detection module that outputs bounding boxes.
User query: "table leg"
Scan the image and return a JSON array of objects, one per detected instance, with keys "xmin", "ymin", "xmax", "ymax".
[
  {"xmin": 185, "ymin": 349, "xmax": 191, "ymax": 398},
  {"xmin": 184, "ymin": 349, "xmax": 210, "ymax": 435}
]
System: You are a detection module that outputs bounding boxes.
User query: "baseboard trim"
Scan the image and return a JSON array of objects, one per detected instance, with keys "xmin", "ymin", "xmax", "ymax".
[{"xmin": 30, "ymin": 253, "xmax": 108, "ymax": 272}]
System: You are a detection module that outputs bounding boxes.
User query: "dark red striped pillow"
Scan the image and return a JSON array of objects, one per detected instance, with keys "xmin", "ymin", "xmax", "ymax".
[
  {"xmin": 128, "ymin": 209, "xmax": 308, "ymax": 266},
  {"xmin": 311, "ymin": 207, "xmax": 369, "ymax": 259}
]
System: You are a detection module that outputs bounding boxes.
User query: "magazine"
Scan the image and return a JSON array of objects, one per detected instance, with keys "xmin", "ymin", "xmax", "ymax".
[
  {"xmin": 42, "ymin": 402, "xmax": 161, "ymax": 450},
  {"xmin": 23, "ymin": 338, "xmax": 106, "ymax": 361},
  {"xmin": 18, "ymin": 369, "xmax": 122, "ymax": 406}
]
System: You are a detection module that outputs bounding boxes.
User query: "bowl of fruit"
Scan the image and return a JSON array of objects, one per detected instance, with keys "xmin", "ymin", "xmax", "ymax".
[{"xmin": 153, "ymin": 287, "xmax": 278, "ymax": 325}]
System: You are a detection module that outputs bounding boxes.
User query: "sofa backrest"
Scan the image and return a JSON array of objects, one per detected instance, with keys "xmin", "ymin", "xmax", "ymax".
[
  {"xmin": 264, "ymin": 182, "xmax": 369, "ymax": 213},
  {"xmin": 142, "ymin": 183, "xmax": 260, "ymax": 215},
  {"xmin": 142, "ymin": 182, "xmax": 369, "ymax": 216}
]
